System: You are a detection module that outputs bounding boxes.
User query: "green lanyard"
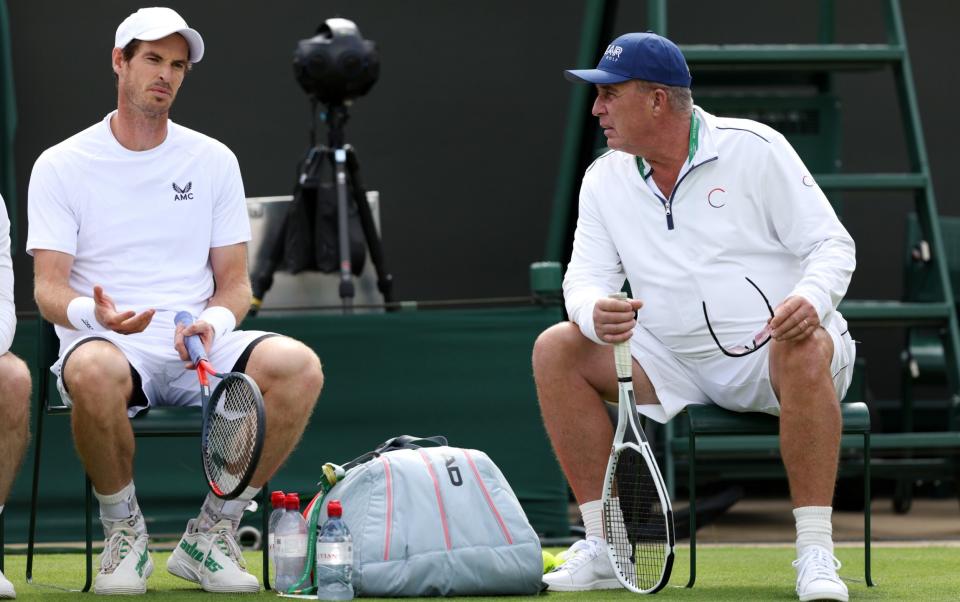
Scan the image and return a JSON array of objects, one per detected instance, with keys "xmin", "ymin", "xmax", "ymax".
[{"xmin": 687, "ymin": 111, "xmax": 700, "ymax": 162}]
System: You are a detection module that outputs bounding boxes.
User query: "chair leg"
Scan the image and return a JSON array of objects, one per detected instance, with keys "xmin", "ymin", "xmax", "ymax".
[
  {"xmin": 84, "ymin": 476, "xmax": 93, "ymax": 593},
  {"xmin": 687, "ymin": 431, "xmax": 697, "ymax": 588},
  {"xmin": 664, "ymin": 420, "xmax": 676, "ymax": 500},
  {"xmin": 864, "ymin": 432, "xmax": 873, "ymax": 587},
  {"xmin": 25, "ymin": 386, "xmax": 48, "ymax": 583},
  {"xmin": 262, "ymin": 483, "xmax": 271, "ymax": 591}
]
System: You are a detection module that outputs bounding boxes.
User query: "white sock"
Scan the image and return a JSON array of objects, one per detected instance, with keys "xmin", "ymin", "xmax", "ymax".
[
  {"xmin": 94, "ymin": 481, "xmax": 145, "ymax": 536},
  {"xmin": 197, "ymin": 486, "xmax": 261, "ymax": 532},
  {"xmin": 0, "ymin": 504, "xmax": 4, "ymax": 516},
  {"xmin": 94, "ymin": 482, "xmax": 136, "ymax": 520},
  {"xmin": 794, "ymin": 506, "xmax": 834, "ymax": 556},
  {"xmin": 580, "ymin": 499, "xmax": 604, "ymax": 541}
]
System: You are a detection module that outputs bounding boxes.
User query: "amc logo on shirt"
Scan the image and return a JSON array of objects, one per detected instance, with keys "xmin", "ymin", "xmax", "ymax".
[{"xmin": 172, "ymin": 181, "xmax": 194, "ymax": 201}]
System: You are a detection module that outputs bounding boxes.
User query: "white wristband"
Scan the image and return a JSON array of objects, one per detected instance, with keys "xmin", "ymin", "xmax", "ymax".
[
  {"xmin": 67, "ymin": 296, "xmax": 106, "ymax": 332},
  {"xmin": 199, "ymin": 306, "xmax": 236, "ymax": 341}
]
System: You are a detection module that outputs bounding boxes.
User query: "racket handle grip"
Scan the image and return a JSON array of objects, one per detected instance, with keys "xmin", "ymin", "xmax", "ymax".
[
  {"xmin": 609, "ymin": 292, "xmax": 633, "ymax": 379},
  {"xmin": 174, "ymin": 311, "xmax": 209, "ymax": 365}
]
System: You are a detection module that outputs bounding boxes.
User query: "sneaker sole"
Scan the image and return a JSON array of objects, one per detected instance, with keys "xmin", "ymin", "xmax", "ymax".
[
  {"xmin": 200, "ymin": 581, "xmax": 261, "ymax": 594},
  {"xmin": 799, "ymin": 592, "xmax": 848, "ymax": 602},
  {"xmin": 543, "ymin": 578, "xmax": 622, "ymax": 592},
  {"xmin": 92, "ymin": 585, "xmax": 148, "ymax": 595}
]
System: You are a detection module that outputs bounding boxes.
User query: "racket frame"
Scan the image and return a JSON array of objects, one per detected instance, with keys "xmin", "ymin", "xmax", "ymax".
[
  {"xmin": 176, "ymin": 311, "xmax": 267, "ymax": 500},
  {"xmin": 601, "ymin": 293, "xmax": 676, "ymax": 594}
]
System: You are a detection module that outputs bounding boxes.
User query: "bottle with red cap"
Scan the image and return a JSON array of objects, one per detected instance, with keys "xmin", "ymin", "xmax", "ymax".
[
  {"xmin": 274, "ymin": 493, "xmax": 308, "ymax": 592},
  {"xmin": 267, "ymin": 491, "xmax": 286, "ymax": 579},
  {"xmin": 315, "ymin": 499, "xmax": 354, "ymax": 600}
]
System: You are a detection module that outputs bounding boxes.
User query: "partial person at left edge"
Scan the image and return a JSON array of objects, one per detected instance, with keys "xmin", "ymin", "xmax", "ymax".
[
  {"xmin": 26, "ymin": 7, "xmax": 324, "ymax": 596},
  {"xmin": 0, "ymin": 194, "xmax": 34, "ymax": 600}
]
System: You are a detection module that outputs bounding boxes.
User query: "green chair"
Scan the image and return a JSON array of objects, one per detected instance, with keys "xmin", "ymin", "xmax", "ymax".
[
  {"xmin": 664, "ymin": 358, "xmax": 872, "ymax": 588},
  {"xmin": 675, "ymin": 401, "xmax": 872, "ymax": 588},
  {"xmin": 25, "ymin": 319, "xmax": 271, "ymax": 591}
]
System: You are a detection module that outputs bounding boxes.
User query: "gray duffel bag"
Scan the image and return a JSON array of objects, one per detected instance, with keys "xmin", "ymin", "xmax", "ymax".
[{"xmin": 303, "ymin": 436, "xmax": 543, "ymax": 597}]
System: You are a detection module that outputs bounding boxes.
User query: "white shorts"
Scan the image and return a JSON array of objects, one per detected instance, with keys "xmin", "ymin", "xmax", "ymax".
[
  {"xmin": 52, "ymin": 311, "xmax": 275, "ymax": 417},
  {"xmin": 632, "ymin": 315, "xmax": 856, "ymax": 424}
]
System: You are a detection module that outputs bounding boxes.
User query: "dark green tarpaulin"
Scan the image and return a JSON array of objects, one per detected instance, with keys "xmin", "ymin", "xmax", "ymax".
[
  {"xmin": 6, "ymin": 306, "xmax": 570, "ymax": 543},
  {"xmin": 0, "ymin": 0, "xmax": 16, "ymax": 248}
]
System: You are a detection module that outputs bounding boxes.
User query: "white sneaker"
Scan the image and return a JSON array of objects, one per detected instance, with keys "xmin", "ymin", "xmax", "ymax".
[
  {"xmin": 167, "ymin": 518, "xmax": 260, "ymax": 593},
  {"xmin": 0, "ymin": 567, "xmax": 15, "ymax": 599},
  {"xmin": 793, "ymin": 545, "xmax": 849, "ymax": 602},
  {"xmin": 542, "ymin": 537, "xmax": 622, "ymax": 592},
  {"xmin": 93, "ymin": 526, "xmax": 152, "ymax": 595}
]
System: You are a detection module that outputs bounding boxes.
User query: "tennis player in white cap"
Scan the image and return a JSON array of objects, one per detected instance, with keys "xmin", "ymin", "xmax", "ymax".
[{"xmin": 27, "ymin": 7, "xmax": 323, "ymax": 595}]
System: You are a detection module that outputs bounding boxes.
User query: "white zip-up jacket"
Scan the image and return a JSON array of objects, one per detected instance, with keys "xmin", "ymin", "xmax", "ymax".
[{"xmin": 564, "ymin": 107, "xmax": 856, "ymax": 358}]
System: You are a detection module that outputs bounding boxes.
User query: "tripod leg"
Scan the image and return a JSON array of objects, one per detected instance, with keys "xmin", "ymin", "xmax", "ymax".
[
  {"xmin": 345, "ymin": 147, "xmax": 394, "ymax": 303},
  {"xmin": 333, "ymin": 148, "xmax": 355, "ymax": 310}
]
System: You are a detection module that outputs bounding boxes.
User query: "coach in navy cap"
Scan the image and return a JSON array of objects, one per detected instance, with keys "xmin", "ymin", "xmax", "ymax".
[{"xmin": 537, "ymin": 29, "xmax": 856, "ymax": 602}]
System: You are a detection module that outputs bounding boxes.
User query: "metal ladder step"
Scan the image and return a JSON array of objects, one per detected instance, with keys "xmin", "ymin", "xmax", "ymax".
[
  {"xmin": 680, "ymin": 44, "xmax": 904, "ymax": 68},
  {"xmin": 814, "ymin": 173, "xmax": 928, "ymax": 190},
  {"xmin": 838, "ymin": 301, "xmax": 952, "ymax": 326}
]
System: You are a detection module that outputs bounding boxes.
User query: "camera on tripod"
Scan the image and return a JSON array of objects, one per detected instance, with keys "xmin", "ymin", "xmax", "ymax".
[
  {"xmin": 249, "ymin": 18, "xmax": 393, "ymax": 314},
  {"xmin": 293, "ymin": 18, "xmax": 379, "ymax": 106}
]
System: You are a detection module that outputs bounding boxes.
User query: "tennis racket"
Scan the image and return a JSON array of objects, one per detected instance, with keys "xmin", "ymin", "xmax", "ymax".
[
  {"xmin": 175, "ymin": 311, "xmax": 266, "ymax": 500},
  {"xmin": 602, "ymin": 292, "xmax": 675, "ymax": 594}
]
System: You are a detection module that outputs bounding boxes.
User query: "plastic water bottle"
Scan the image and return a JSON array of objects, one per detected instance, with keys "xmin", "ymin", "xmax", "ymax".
[
  {"xmin": 315, "ymin": 499, "xmax": 354, "ymax": 600},
  {"xmin": 274, "ymin": 493, "xmax": 308, "ymax": 592},
  {"xmin": 267, "ymin": 491, "xmax": 286, "ymax": 578}
]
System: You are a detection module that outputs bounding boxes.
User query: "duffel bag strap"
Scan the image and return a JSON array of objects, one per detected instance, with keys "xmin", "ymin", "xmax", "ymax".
[{"xmin": 372, "ymin": 434, "xmax": 447, "ymax": 455}]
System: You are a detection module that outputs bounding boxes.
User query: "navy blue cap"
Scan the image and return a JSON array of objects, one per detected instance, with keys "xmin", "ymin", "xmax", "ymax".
[{"xmin": 565, "ymin": 32, "xmax": 691, "ymax": 88}]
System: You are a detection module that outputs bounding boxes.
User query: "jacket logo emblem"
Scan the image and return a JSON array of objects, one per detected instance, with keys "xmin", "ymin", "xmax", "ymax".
[
  {"xmin": 172, "ymin": 181, "xmax": 194, "ymax": 201},
  {"xmin": 707, "ymin": 187, "xmax": 726, "ymax": 208}
]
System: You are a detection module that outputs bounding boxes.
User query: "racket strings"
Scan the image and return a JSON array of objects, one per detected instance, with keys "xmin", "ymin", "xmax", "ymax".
[
  {"xmin": 205, "ymin": 376, "xmax": 261, "ymax": 493},
  {"xmin": 604, "ymin": 447, "xmax": 668, "ymax": 592}
]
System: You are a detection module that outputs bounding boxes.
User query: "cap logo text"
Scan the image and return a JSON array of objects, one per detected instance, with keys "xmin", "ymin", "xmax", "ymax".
[{"xmin": 603, "ymin": 44, "xmax": 623, "ymax": 61}]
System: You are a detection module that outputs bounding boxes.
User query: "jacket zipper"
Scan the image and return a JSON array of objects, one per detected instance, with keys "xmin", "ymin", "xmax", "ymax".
[{"xmin": 657, "ymin": 156, "xmax": 719, "ymax": 231}]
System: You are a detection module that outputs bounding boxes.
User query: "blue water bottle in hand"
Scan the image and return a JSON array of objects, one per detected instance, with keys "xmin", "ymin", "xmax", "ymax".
[{"xmin": 315, "ymin": 499, "xmax": 354, "ymax": 600}]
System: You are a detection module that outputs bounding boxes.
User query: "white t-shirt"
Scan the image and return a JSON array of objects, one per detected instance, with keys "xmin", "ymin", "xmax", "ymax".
[
  {"xmin": 27, "ymin": 112, "xmax": 250, "ymax": 350},
  {"xmin": 563, "ymin": 107, "xmax": 856, "ymax": 357},
  {"xmin": 0, "ymin": 194, "xmax": 15, "ymax": 355}
]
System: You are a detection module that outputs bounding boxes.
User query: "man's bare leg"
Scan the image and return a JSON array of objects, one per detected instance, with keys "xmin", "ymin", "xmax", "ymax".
[
  {"xmin": 63, "ymin": 341, "xmax": 136, "ymax": 495},
  {"xmin": 533, "ymin": 322, "xmax": 659, "ymax": 504},
  {"xmin": 772, "ymin": 328, "xmax": 840, "ymax": 507},
  {"xmin": 772, "ymin": 328, "xmax": 848, "ymax": 602},
  {"xmin": 533, "ymin": 322, "xmax": 660, "ymax": 591},
  {"xmin": 0, "ymin": 352, "xmax": 32, "ymax": 503}
]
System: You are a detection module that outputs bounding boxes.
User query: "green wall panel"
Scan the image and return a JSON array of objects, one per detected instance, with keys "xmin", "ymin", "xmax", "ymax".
[{"xmin": 5, "ymin": 306, "xmax": 570, "ymax": 545}]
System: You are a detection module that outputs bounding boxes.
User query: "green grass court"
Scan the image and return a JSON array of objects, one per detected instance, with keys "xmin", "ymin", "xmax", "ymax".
[{"xmin": 3, "ymin": 545, "xmax": 958, "ymax": 600}]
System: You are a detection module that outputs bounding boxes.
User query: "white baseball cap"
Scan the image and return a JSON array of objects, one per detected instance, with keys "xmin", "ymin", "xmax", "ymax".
[{"xmin": 115, "ymin": 7, "xmax": 204, "ymax": 63}]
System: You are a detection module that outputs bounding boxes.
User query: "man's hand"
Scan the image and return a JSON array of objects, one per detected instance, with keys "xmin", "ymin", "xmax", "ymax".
[
  {"xmin": 93, "ymin": 285, "xmax": 155, "ymax": 334},
  {"xmin": 593, "ymin": 296, "xmax": 644, "ymax": 344},
  {"xmin": 769, "ymin": 295, "xmax": 819, "ymax": 342},
  {"xmin": 174, "ymin": 319, "xmax": 215, "ymax": 369}
]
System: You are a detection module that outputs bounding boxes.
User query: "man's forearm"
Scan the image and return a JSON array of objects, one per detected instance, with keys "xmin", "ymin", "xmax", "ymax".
[
  {"xmin": 35, "ymin": 279, "xmax": 82, "ymax": 328},
  {"xmin": 206, "ymin": 278, "xmax": 252, "ymax": 328}
]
